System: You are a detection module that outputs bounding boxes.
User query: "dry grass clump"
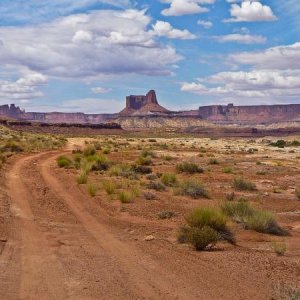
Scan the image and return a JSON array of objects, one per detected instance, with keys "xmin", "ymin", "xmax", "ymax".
[
  {"xmin": 76, "ymin": 171, "xmax": 88, "ymax": 184},
  {"xmin": 176, "ymin": 179, "xmax": 209, "ymax": 199},
  {"xmin": 102, "ymin": 180, "xmax": 116, "ymax": 195},
  {"xmin": 57, "ymin": 155, "xmax": 73, "ymax": 168},
  {"xmin": 118, "ymin": 191, "xmax": 133, "ymax": 203},
  {"xmin": 87, "ymin": 184, "xmax": 97, "ymax": 197},
  {"xmin": 178, "ymin": 207, "xmax": 235, "ymax": 251},
  {"xmin": 161, "ymin": 173, "xmax": 178, "ymax": 187},
  {"xmin": 232, "ymin": 177, "xmax": 256, "ymax": 191},
  {"xmin": 271, "ymin": 241, "xmax": 287, "ymax": 256},
  {"xmin": 176, "ymin": 162, "xmax": 203, "ymax": 174},
  {"xmin": 221, "ymin": 200, "xmax": 288, "ymax": 236},
  {"xmin": 295, "ymin": 188, "xmax": 300, "ymax": 200},
  {"xmin": 147, "ymin": 181, "xmax": 166, "ymax": 191}
]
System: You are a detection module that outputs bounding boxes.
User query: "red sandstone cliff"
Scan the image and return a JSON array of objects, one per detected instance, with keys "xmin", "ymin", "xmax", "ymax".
[{"xmin": 119, "ymin": 90, "xmax": 169, "ymax": 115}]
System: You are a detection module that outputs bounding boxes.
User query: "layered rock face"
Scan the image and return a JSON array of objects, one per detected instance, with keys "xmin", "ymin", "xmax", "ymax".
[
  {"xmin": 198, "ymin": 104, "xmax": 300, "ymax": 124},
  {"xmin": 120, "ymin": 90, "xmax": 169, "ymax": 115}
]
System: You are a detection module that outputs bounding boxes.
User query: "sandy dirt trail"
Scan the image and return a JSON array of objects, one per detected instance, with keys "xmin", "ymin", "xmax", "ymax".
[{"xmin": 1, "ymin": 147, "xmax": 297, "ymax": 299}]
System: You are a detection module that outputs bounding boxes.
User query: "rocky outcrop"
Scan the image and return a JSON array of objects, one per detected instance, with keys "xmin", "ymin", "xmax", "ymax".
[
  {"xmin": 0, "ymin": 104, "xmax": 24, "ymax": 119},
  {"xmin": 198, "ymin": 103, "xmax": 300, "ymax": 124},
  {"xmin": 119, "ymin": 90, "xmax": 169, "ymax": 115}
]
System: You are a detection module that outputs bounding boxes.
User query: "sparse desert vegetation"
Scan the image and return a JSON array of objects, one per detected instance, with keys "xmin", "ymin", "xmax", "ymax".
[{"xmin": 2, "ymin": 132, "xmax": 300, "ymax": 299}]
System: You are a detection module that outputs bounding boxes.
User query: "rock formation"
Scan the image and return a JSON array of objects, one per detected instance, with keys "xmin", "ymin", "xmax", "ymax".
[
  {"xmin": 119, "ymin": 90, "xmax": 169, "ymax": 115},
  {"xmin": 198, "ymin": 103, "xmax": 300, "ymax": 124}
]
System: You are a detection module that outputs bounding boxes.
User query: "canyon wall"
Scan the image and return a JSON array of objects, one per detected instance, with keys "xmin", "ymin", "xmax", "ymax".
[{"xmin": 198, "ymin": 103, "xmax": 300, "ymax": 124}]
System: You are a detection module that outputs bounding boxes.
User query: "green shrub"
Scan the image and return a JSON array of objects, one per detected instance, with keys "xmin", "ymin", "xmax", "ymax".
[
  {"xmin": 176, "ymin": 162, "xmax": 203, "ymax": 174},
  {"xmin": 177, "ymin": 179, "xmax": 208, "ymax": 199},
  {"xmin": 87, "ymin": 184, "xmax": 97, "ymax": 197},
  {"xmin": 161, "ymin": 173, "xmax": 178, "ymax": 187},
  {"xmin": 102, "ymin": 148, "xmax": 111, "ymax": 154},
  {"xmin": 178, "ymin": 207, "xmax": 235, "ymax": 250},
  {"xmin": 272, "ymin": 241, "xmax": 287, "ymax": 256},
  {"xmin": 221, "ymin": 200, "xmax": 288, "ymax": 236},
  {"xmin": 187, "ymin": 226, "xmax": 221, "ymax": 251},
  {"xmin": 185, "ymin": 207, "xmax": 227, "ymax": 232},
  {"xmin": 137, "ymin": 156, "xmax": 152, "ymax": 166},
  {"xmin": 221, "ymin": 200, "xmax": 255, "ymax": 223},
  {"xmin": 233, "ymin": 178, "xmax": 256, "ymax": 191},
  {"xmin": 141, "ymin": 149, "xmax": 156, "ymax": 158},
  {"xmin": 245, "ymin": 210, "xmax": 288, "ymax": 236},
  {"xmin": 269, "ymin": 140, "xmax": 286, "ymax": 148},
  {"xmin": 148, "ymin": 139, "xmax": 157, "ymax": 143},
  {"xmin": 118, "ymin": 191, "xmax": 133, "ymax": 203},
  {"xmin": 103, "ymin": 181, "xmax": 116, "ymax": 195},
  {"xmin": 256, "ymin": 170, "xmax": 266, "ymax": 175},
  {"xmin": 91, "ymin": 155, "xmax": 111, "ymax": 171},
  {"xmin": 77, "ymin": 172, "xmax": 88, "ymax": 184},
  {"xmin": 147, "ymin": 181, "xmax": 166, "ymax": 191},
  {"xmin": 83, "ymin": 145, "xmax": 96, "ymax": 156},
  {"xmin": 57, "ymin": 155, "xmax": 73, "ymax": 168}
]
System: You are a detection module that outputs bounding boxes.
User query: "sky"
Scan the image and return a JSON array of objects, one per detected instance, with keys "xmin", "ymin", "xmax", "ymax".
[{"xmin": 0, "ymin": 0, "xmax": 299, "ymax": 113}]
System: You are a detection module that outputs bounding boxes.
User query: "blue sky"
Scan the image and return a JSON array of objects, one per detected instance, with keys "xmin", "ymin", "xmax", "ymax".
[{"xmin": 0, "ymin": 0, "xmax": 299, "ymax": 113}]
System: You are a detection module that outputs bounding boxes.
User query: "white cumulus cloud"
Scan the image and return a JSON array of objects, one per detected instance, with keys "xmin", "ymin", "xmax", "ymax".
[{"xmin": 225, "ymin": 1, "xmax": 277, "ymax": 22}]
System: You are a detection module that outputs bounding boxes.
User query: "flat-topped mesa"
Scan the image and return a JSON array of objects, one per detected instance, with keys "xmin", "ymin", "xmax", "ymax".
[
  {"xmin": 198, "ymin": 103, "xmax": 300, "ymax": 124},
  {"xmin": 120, "ymin": 90, "xmax": 169, "ymax": 115}
]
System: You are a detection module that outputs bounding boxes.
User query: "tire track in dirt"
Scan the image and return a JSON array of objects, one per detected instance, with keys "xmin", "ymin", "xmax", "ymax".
[
  {"xmin": 41, "ymin": 152, "xmax": 198, "ymax": 300},
  {"xmin": 6, "ymin": 153, "xmax": 68, "ymax": 300}
]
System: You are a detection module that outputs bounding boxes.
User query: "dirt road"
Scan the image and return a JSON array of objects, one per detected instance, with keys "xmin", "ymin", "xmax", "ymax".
[{"xmin": 0, "ymin": 150, "xmax": 298, "ymax": 299}]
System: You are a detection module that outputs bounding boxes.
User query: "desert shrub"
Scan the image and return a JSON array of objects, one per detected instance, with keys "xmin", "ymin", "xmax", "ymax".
[
  {"xmin": 1, "ymin": 140, "xmax": 24, "ymax": 153},
  {"xmin": 176, "ymin": 162, "xmax": 203, "ymax": 174},
  {"xmin": 177, "ymin": 179, "xmax": 208, "ymax": 199},
  {"xmin": 131, "ymin": 186, "xmax": 140, "ymax": 197},
  {"xmin": 221, "ymin": 200, "xmax": 255, "ymax": 223},
  {"xmin": 295, "ymin": 189, "xmax": 300, "ymax": 200},
  {"xmin": 272, "ymin": 241, "xmax": 287, "ymax": 256},
  {"xmin": 269, "ymin": 140, "xmax": 286, "ymax": 148},
  {"xmin": 141, "ymin": 149, "xmax": 156, "ymax": 158},
  {"xmin": 57, "ymin": 155, "xmax": 73, "ymax": 168},
  {"xmin": 221, "ymin": 200, "xmax": 288, "ymax": 236},
  {"xmin": 185, "ymin": 207, "xmax": 227, "ymax": 232},
  {"xmin": 233, "ymin": 178, "xmax": 256, "ymax": 191},
  {"xmin": 178, "ymin": 207, "xmax": 234, "ymax": 250},
  {"xmin": 91, "ymin": 155, "xmax": 111, "ymax": 171},
  {"xmin": 77, "ymin": 171, "xmax": 88, "ymax": 184},
  {"xmin": 102, "ymin": 148, "xmax": 111, "ymax": 154},
  {"xmin": 187, "ymin": 226, "xmax": 221, "ymax": 251},
  {"xmin": 158, "ymin": 210, "xmax": 175, "ymax": 219},
  {"xmin": 109, "ymin": 164, "xmax": 138, "ymax": 179},
  {"xmin": 148, "ymin": 139, "xmax": 157, "ymax": 143},
  {"xmin": 103, "ymin": 181, "xmax": 116, "ymax": 195},
  {"xmin": 118, "ymin": 191, "xmax": 133, "ymax": 203},
  {"xmin": 245, "ymin": 210, "xmax": 288, "ymax": 236},
  {"xmin": 136, "ymin": 156, "xmax": 152, "ymax": 166},
  {"xmin": 209, "ymin": 158, "xmax": 219, "ymax": 165},
  {"xmin": 147, "ymin": 181, "xmax": 166, "ymax": 191},
  {"xmin": 132, "ymin": 165, "xmax": 152, "ymax": 174},
  {"xmin": 87, "ymin": 184, "xmax": 97, "ymax": 197},
  {"xmin": 161, "ymin": 173, "xmax": 178, "ymax": 187},
  {"xmin": 83, "ymin": 145, "xmax": 96, "ymax": 156},
  {"xmin": 223, "ymin": 167, "xmax": 233, "ymax": 174},
  {"xmin": 143, "ymin": 192, "xmax": 156, "ymax": 200}
]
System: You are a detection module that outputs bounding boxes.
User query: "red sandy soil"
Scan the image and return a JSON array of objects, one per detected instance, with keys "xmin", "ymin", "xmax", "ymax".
[{"xmin": 0, "ymin": 143, "xmax": 299, "ymax": 299}]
